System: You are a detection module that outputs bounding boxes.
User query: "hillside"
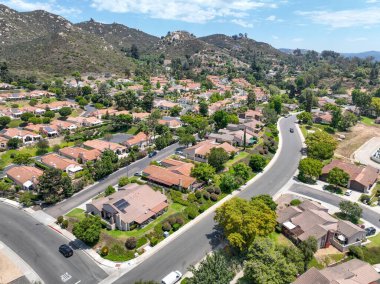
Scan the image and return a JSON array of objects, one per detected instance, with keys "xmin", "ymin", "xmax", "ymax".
[
  {"xmin": 76, "ymin": 20, "xmax": 159, "ymax": 52},
  {"xmin": 341, "ymin": 51, "xmax": 380, "ymax": 61}
]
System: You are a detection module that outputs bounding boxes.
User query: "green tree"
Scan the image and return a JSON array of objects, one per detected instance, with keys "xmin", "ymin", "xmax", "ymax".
[
  {"xmin": 199, "ymin": 101, "xmax": 209, "ymax": 117},
  {"xmin": 305, "ymin": 131, "xmax": 337, "ymax": 160},
  {"xmin": 170, "ymin": 105, "xmax": 182, "ymax": 117},
  {"xmin": 352, "ymin": 89, "xmax": 372, "ymax": 116},
  {"xmin": 7, "ymin": 138, "xmax": 21, "ymax": 149},
  {"xmin": 43, "ymin": 110, "xmax": 55, "ymax": 118},
  {"xmin": 82, "ymin": 85, "xmax": 92, "ymax": 96},
  {"xmin": 118, "ymin": 177, "xmax": 130, "ymax": 187},
  {"xmin": 188, "ymin": 251, "xmax": 234, "ymax": 284},
  {"xmin": 214, "ymin": 198, "xmax": 277, "ymax": 251},
  {"xmin": 142, "ymin": 92, "xmax": 154, "ymax": 112},
  {"xmin": 213, "ymin": 110, "xmax": 229, "ymax": 130},
  {"xmin": 327, "ymin": 167, "xmax": 350, "ymax": 189},
  {"xmin": 191, "ymin": 163, "xmax": 216, "ymax": 183},
  {"xmin": 244, "ymin": 238, "xmax": 298, "ymax": 284},
  {"xmin": 58, "ymin": 107, "xmax": 72, "ymax": 118},
  {"xmin": 247, "ymin": 90, "xmax": 256, "ymax": 109},
  {"xmin": 262, "ymin": 106, "xmax": 278, "ymax": 125},
  {"xmin": 279, "ymin": 245, "xmax": 305, "ymax": 275},
  {"xmin": 297, "ymin": 112, "xmax": 312, "ymax": 125},
  {"xmin": 251, "ymin": 194, "xmax": 277, "ymax": 211},
  {"xmin": 38, "ymin": 168, "xmax": 73, "ymax": 203},
  {"xmin": 249, "ymin": 154, "xmax": 267, "ymax": 172},
  {"xmin": 0, "ymin": 116, "xmax": 11, "ymax": 129},
  {"xmin": 178, "ymin": 133, "xmax": 195, "ymax": 146},
  {"xmin": 20, "ymin": 112, "xmax": 34, "ymax": 122},
  {"xmin": 36, "ymin": 139, "xmax": 49, "ymax": 155},
  {"xmin": 0, "ymin": 180, "xmax": 11, "ymax": 197},
  {"xmin": 130, "ymin": 44, "xmax": 140, "ymax": 59},
  {"xmin": 271, "ymin": 95, "xmax": 282, "ymax": 114},
  {"xmin": 19, "ymin": 191, "xmax": 34, "ymax": 207},
  {"xmin": 339, "ymin": 200, "xmax": 362, "ymax": 224},
  {"xmin": 220, "ymin": 173, "xmax": 240, "ymax": 193},
  {"xmin": 13, "ymin": 153, "xmax": 33, "ymax": 165},
  {"xmin": 338, "ymin": 112, "xmax": 357, "ymax": 131},
  {"xmin": 331, "ymin": 108, "xmax": 342, "ymax": 129},
  {"xmin": 72, "ymin": 215, "xmax": 102, "ymax": 245},
  {"xmin": 114, "ymin": 90, "xmax": 137, "ymax": 110},
  {"xmin": 298, "ymin": 237, "xmax": 318, "ymax": 270},
  {"xmin": 232, "ymin": 163, "xmax": 251, "ymax": 181},
  {"xmin": 105, "ymin": 185, "xmax": 116, "ymax": 196},
  {"xmin": 208, "ymin": 147, "xmax": 229, "ymax": 172},
  {"xmin": 298, "ymin": 157, "xmax": 323, "ymax": 183},
  {"xmin": 111, "ymin": 114, "xmax": 133, "ymax": 131}
]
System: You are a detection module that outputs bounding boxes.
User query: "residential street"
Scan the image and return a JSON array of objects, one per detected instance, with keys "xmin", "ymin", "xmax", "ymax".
[
  {"xmin": 0, "ymin": 203, "xmax": 108, "ymax": 284},
  {"xmin": 44, "ymin": 142, "xmax": 181, "ymax": 217},
  {"xmin": 111, "ymin": 115, "xmax": 303, "ymax": 283},
  {"xmin": 289, "ymin": 183, "xmax": 380, "ymax": 226}
]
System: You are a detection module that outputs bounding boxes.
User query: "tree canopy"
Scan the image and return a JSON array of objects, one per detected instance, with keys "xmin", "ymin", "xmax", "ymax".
[
  {"xmin": 208, "ymin": 147, "xmax": 229, "ymax": 172},
  {"xmin": 305, "ymin": 131, "xmax": 337, "ymax": 160}
]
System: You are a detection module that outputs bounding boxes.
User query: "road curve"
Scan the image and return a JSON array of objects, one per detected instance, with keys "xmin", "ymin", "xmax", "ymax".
[
  {"xmin": 113, "ymin": 116, "xmax": 303, "ymax": 283},
  {"xmin": 0, "ymin": 203, "xmax": 108, "ymax": 284}
]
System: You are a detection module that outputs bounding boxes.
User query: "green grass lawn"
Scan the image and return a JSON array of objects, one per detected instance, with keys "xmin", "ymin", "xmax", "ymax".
[
  {"xmin": 361, "ymin": 116, "xmax": 375, "ymax": 126},
  {"xmin": 225, "ymin": 151, "xmax": 250, "ymax": 168},
  {"xmin": 126, "ymin": 126, "xmax": 139, "ymax": 135},
  {"xmin": 65, "ymin": 208, "xmax": 86, "ymax": 221},
  {"xmin": 300, "ymin": 125, "xmax": 308, "ymax": 138},
  {"xmin": 0, "ymin": 146, "xmax": 39, "ymax": 169},
  {"xmin": 269, "ymin": 232, "xmax": 294, "ymax": 247},
  {"xmin": 103, "ymin": 202, "xmax": 185, "ymax": 239},
  {"xmin": 7, "ymin": 119, "xmax": 22, "ymax": 128}
]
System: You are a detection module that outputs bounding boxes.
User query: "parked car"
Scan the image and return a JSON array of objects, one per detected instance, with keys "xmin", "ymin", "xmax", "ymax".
[
  {"xmin": 134, "ymin": 171, "xmax": 142, "ymax": 177},
  {"xmin": 345, "ymin": 190, "xmax": 353, "ymax": 196},
  {"xmin": 175, "ymin": 150, "xmax": 183, "ymax": 155},
  {"xmin": 365, "ymin": 227, "xmax": 376, "ymax": 236},
  {"xmin": 161, "ymin": 271, "xmax": 182, "ymax": 284},
  {"xmin": 59, "ymin": 244, "xmax": 73, "ymax": 258},
  {"xmin": 289, "ymin": 128, "xmax": 294, "ymax": 133},
  {"xmin": 149, "ymin": 151, "xmax": 157, "ymax": 158}
]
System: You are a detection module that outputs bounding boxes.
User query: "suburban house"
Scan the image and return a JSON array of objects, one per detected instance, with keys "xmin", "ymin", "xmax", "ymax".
[
  {"xmin": 209, "ymin": 127, "xmax": 257, "ymax": 146},
  {"xmin": 312, "ymin": 112, "xmax": 333, "ymax": 124},
  {"xmin": 277, "ymin": 200, "xmax": 366, "ymax": 252},
  {"xmin": 320, "ymin": 160, "xmax": 379, "ymax": 193},
  {"xmin": 132, "ymin": 112, "xmax": 150, "ymax": 121},
  {"xmin": 87, "ymin": 108, "xmax": 118, "ymax": 119},
  {"xmin": 86, "ymin": 183, "xmax": 168, "ymax": 231},
  {"xmin": 183, "ymin": 140, "xmax": 238, "ymax": 162},
  {"xmin": 37, "ymin": 101, "xmax": 78, "ymax": 112},
  {"xmin": 24, "ymin": 124, "xmax": 59, "ymax": 138},
  {"xmin": 154, "ymin": 99, "xmax": 179, "ymax": 110},
  {"xmin": 293, "ymin": 259, "xmax": 380, "ymax": 284},
  {"xmin": 59, "ymin": 147, "xmax": 101, "ymax": 163},
  {"xmin": 50, "ymin": 120, "xmax": 78, "ymax": 132},
  {"xmin": 239, "ymin": 109, "xmax": 263, "ymax": 121},
  {"xmin": 0, "ymin": 128, "xmax": 41, "ymax": 144},
  {"xmin": 66, "ymin": 116, "xmax": 103, "ymax": 127},
  {"xmin": 0, "ymin": 136, "xmax": 8, "ymax": 150},
  {"xmin": 158, "ymin": 116, "xmax": 183, "ymax": 129},
  {"xmin": 123, "ymin": 132, "xmax": 149, "ymax": 149},
  {"xmin": 143, "ymin": 159, "xmax": 197, "ymax": 191},
  {"xmin": 40, "ymin": 153, "xmax": 83, "ymax": 174},
  {"xmin": 6, "ymin": 166, "xmax": 43, "ymax": 190},
  {"xmin": 83, "ymin": 139, "xmax": 127, "ymax": 156}
]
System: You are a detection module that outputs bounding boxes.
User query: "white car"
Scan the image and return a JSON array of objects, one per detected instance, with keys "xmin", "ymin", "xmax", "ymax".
[
  {"xmin": 345, "ymin": 190, "xmax": 353, "ymax": 196},
  {"xmin": 161, "ymin": 271, "xmax": 182, "ymax": 284}
]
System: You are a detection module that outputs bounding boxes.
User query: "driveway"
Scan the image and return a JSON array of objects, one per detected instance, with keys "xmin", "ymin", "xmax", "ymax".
[{"xmin": 353, "ymin": 136, "xmax": 380, "ymax": 170}]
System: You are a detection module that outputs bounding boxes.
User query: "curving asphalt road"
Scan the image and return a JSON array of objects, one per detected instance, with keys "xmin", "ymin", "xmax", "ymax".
[
  {"xmin": 112, "ymin": 115, "xmax": 303, "ymax": 283},
  {"xmin": 289, "ymin": 183, "xmax": 380, "ymax": 226},
  {"xmin": 0, "ymin": 203, "xmax": 108, "ymax": 284}
]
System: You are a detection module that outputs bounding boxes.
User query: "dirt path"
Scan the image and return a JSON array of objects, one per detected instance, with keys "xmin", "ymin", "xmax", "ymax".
[{"xmin": 335, "ymin": 123, "xmax": 380, "ymax": 159}]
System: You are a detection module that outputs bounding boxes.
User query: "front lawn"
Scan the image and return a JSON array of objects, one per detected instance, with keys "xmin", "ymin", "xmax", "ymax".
[
  {"xmin": 225, "ymin": 151, "xmax": 250, "ymax": 168},
  {"xmin": 126, "ymin": 126, "xmax": 139, "ymax": 135},
  {"xmin": 65, "ymin": 208, "xmax": 86, "ymax": 221},
  {"xmin": 7, "ymin": 119, "xmax": 22, "ymax": 128},
  {"xmin": 0, "ymin": 146, "xmax": 39, "ymax": 169},
  {"xmin": 361, "ymin": 116, "xmax": 375, "ymax": 126},
  {"xmin": 361, "ymin": 233, "xmax": 380, "ymax": 264}
]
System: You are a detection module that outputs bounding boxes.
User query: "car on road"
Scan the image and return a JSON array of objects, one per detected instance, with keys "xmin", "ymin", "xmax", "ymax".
[
  {"xmin": 365, "ymin": 227, "xmax": 376, "ymax": 236},
  {"xmin": 134, "ymin": 171, "xmax": 142, "ymax": 177},
  {"xmin": 289, "ymin": 128, "xmax": 294, "ymax": 133},
  {"xmin": 175, "ymin": 150, "xmax": 183, "ymax": 155},
  {"xmin": 148, "ymin": 151, "xmax": 157, "ymax": 158},
  {"xmin": 345, "ymin": 190, "xmax": 353, "ymax": 196},
  {"xmin": 59, "ymin": 244, "xmax": 73, "ymax": 258},
  {"xmin": 161, "ymin": 271, "xmax": 182, "ymax": 284}
]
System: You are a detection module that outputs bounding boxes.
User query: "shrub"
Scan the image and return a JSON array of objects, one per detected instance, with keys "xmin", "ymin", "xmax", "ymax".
[
  {"xmin": 172, "ymin": 223, "xmax": 181, "ymax": 231},
  {"xmin": 199, "ymin": 204, "xmax": 209, "ymax": 213},
  {"xmin": 185, "ymin": 205, "xmax": 199, "ymax": 220},
  {"xmin": 61, "ymin": 219, "xmax": 69, "ymax": 229},
  {"xmin": 150, "ymin": 237, "xmax": 158, "ymax": 246},
  {"xmin": 214, "ymin": 187, "xmax": 221, "ymax": 195},
  {"xmin": 195, "ymin": 191, "xmax": 202, "ymax": 199},
  {"xmin": 57, "ymin": 216, "xmax": 64, "ymax": 224},
  {"xmin": 125, "ymin": 237, "xmax": 137, "ymax": 250},
  {"xmin": 206, "ymin": 187, "xmax": 215, "ymax": 194},
  {"xmin": 210, "ymin": 193, "xmax": 218, "ymax": 202},
  {"xmin": 203, "ymin": 192, "xmax": 210, "ymax": 200},
  {"xmin": 100, "ymin": 246, "xmax": 109, "ymax": 256},
  {"xmin": 348, "ymin": 246, "xmax": 364, "ymax": 260},
  {"xmin": 162, "ymin": 222, "xmax": 172, "ymax": 232},
  {"xmin": 137, "ymin": 237, "xmax": 148, "ymax": 248},
  {"xmin": 176, "ymin": 217, "xmax": 184, "ymax": 225},
  {"xmin": 290, "ymin": 199, "xmax": 302, "ymax": 206},
  {"xmin": 167, "ymin": 217, "xmax": 177, "ymax": 226},
  {"xmin": 187, "ymin": 193, "xmax": 197, "ymax": 203},
  {"xmin": 118, "ymin": 177, "xmax": 130, "ymax": 187},
  {"xmin": 360, "ymin": 194, "xmax": 371, "ymax": 204}
]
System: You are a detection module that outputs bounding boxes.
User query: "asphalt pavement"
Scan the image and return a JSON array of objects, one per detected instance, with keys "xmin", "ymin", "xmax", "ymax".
[
  {"xmin": 44, "ymin": 142, "xmax": 181, "ymax": 217},
  {"xmin": 112, "ymin": 115, "xmax": 303, "ymax": 283},
  {"xmin": 0, "ymin": 203, "xmax": 108, "ymax": 284},
  {"xmin": 289, "ymin": 183, "xmax": 380, "ymax": 226}
]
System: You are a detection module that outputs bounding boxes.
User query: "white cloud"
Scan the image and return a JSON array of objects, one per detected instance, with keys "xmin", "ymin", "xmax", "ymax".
[
  {"xmin": 3, "ymin": 0, "xmax": 81, "ymax": 16},
  {"xmin": 366, "ymin": 0, "xmax": 379, "ymax": 3},
  {"xmin": 90, "ymin": 0, "xmax": 277, "ymax": 24},
  {"xmin": 346, "ymin": 37, "xmax": 368, "ymax": 42},
  {"xmin": 292, "ymin": 37, "xmax": 304, "ymax": 42},
  {"xmin": 296, "ymin": 8, "xmax": 380, "ymax": 28},
  {"xmin": 266, "ymin": 15, "xmax": 276, "ymax": 21},
  {"xmin": 272, "ymin": 35, "xmax": 279, "ymax": 40},
  {"xmin": 231, "ymin": 19, "xmax": 253, "ymax": 28}
]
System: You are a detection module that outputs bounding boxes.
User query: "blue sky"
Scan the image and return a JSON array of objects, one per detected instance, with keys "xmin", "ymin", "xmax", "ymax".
[{"xmin": 3, "ymin": 0, "xmax": 380, "ymax": 52}]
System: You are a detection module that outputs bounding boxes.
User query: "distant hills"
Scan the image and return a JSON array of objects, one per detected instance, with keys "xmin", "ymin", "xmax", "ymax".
[{"xmin": 280, "ymin": 48, "xmax": 380, "ymax": 61}]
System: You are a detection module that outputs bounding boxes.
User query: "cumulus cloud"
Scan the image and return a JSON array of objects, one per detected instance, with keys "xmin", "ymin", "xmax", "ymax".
[
  {"xmin": 296, "ymin": 8, "xmax": 380, "ymax": 28},
  {"xmin": 3, "ymin": 0, "xmax": 81, "ymax": 15},
  {"xmin": 90, "ymin": 0, "xmax": 277, "ymax": 24},
  {"xmin": 231, "ymin": 19, "xmax": 253, "ymax": 28}
]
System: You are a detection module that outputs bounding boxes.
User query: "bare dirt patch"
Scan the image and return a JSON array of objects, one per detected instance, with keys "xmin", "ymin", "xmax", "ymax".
[
  {"xmin": 335, "ymin": 123, "xmax": 380, "ymax": 159},
  {"xmin": 0, "ymin": 251, "xmax": 23, "ymax": 284}
]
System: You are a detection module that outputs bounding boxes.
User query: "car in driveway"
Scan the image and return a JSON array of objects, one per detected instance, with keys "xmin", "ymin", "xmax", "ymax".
[
  {"xmin": 365, "ymin": 227, "xmax": 376, "ymax": 236},
  {"xmin": 345, "ymin": 190, "xmax": 353, "ymax": 196},
  {"xmin": 161, "ymin": 271, "xmax": 182, "ymax": 284},
  {"xmin": 59, "ymin": 244, "xmax": 73, "ymax": 257}
]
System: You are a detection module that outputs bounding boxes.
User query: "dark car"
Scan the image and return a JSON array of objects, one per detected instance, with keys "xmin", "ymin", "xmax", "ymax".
[
  {"xmin": 148, "ymin": 151, "xmax": 157, "ymax": 158},
  {"xmin": 289, "ymin": 128, "xmax": 294, "ymax": 133},
  {"xmin": 365, "ymin": 227, "xmax": 376, "ymax": 236},
  {"xmin": 59, "ymin": 244, "xmax": 73, "ymax": 257}
]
